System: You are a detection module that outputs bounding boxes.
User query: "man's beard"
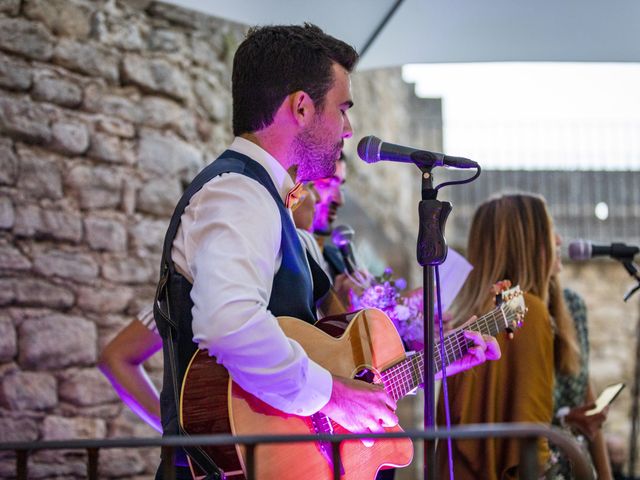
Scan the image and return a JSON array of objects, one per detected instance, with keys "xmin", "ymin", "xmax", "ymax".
[{"xmin": 293, "ymin": 122, "xmax": 341, "ymax": 182}]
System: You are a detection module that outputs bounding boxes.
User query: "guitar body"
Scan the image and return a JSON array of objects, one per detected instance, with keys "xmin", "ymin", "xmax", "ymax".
[{"xmin": 180, "ymin": 309, "xmax": 414, "ymax": 480}]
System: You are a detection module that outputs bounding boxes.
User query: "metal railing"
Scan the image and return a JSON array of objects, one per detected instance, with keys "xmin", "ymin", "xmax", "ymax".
[{"xmin": 0, "ymin": 423, "xmax": 594, "ymax": 480}]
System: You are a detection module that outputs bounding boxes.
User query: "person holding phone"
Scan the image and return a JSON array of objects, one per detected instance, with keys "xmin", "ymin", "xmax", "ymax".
[{"xmin": 551, "ymin": 233, "xmax": 613, "ymax": 480}]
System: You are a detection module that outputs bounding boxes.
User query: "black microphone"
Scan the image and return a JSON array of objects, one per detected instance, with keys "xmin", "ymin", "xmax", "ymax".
[
  {"xmin": 331, "ymin": 224, "xmax": 357, "ymax": 274},
  {"xmin": 357, "ymin": 135, "xmax": 479, "ymax": 169},
  {"xmin": 568, "ymin": 240, "xmax": 639, "ymax": 261}
]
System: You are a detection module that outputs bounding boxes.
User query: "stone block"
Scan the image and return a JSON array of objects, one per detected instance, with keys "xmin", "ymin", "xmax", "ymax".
[
  {"xmin": 95, "ymin": 313, "xmax": 127, "ymax": 332},
  {"xmin": 194, "ymin": 75, "xmax": 229, "ymax": 122},
  {"xmin": 41, "ymin": 208, "xmax": 83, "ymax": 242},
  {"xmin": 110, "ymin": 405, "xmax": 161, "ymax": 438},
  {"xmin": 33, "ymin": 248, "xmax": 99, "ymax": 281},
  {"xmin": 32, "ymin": 74, "xmax": 83, "ymax": 108},
  {"xmin": 124, "ymin": 0, "xmax": 154, "ymax": 9},
  {"xmin": 42, "ymin": 415, "xmax": 106, "ymax": 440},
  {"xmin": 18, "ymin": 454, "xmax": 87, "ymax": 479},
  {"xmin": 0, "ymin": 95, "xmax": 51, "ymax": 144},
  {"xmin": 0, "ymin": 241, "xmax": 31, "ymax": 270},
  {"xmin": 137, "ymin": 177, "xmax": 182, "ymax": 216},
  {"xmin": 76, "ymin": 284, "xmax": 133, "ymax": 314},
  {"xmin": 53, "ymin": 38, "xmax": 119, "ymax": 83},
  {"xmin": 87, "ymin": 132, "xmax": 135, "ymax": 164},
  {"xmin": 84, "ymin": 215, "xmax": 127, "ymax": 251},
  {"xmin": 99, "ymin": 448, "xmax": 147, "ymax": 478},
  {"xmin": 19, "ymin": 314, "xmax": 96, "ymax": 369},
  {"xmin": 121, "ymin": 176, "xmax": 137, "ymax": 215},
  {"xmin": 0, "ymin": 137, "xmax": 18, "ymax": 185},
  {"xmin": 141, "ymin": 95, "xmax": 198, "ymax": 141},
  {"xmin": 14, "ymin": 204, "xmax": 83, "ymax": 242},
  {"xmin": 147, "ymin": 2, "xmax": 209, "ymax": 29},
  {"xmin": 0, "ymin": 17, "xmax": 54, "ymax": 61},
  {"xmin": 24, "ymin": 0, "xmax": 93, "ymax": 40},
  {"xmin": 96, "ymin": 117, "xmax": 135, "ymax": 138},
  {"xmin": 149, "ymin": 28, "xmax": 187, "ymax": 52},
  {"xmin": 13, "ymin": 277, "xmax": 75, "ymax": 308},
  {"xmin": 0, "ymin": 315, "xmax": 17, "ymax": 361},
  {"xmin": 0, "ymin": 278, "xmax": 15, "ymax": 305},
  {"xmin": 0, "ymin": 416, "xmax": 39, "ymax": 443},
  {"xmin": 0, "ymin": 0, "xmax": 20, "ymax": 15},
  {"xmin": 102, "ymin": 255, "xmax": 153, "ymax": 284},
  {"xmin": 190, "ymin": 32, "xmax": 226, "ymax": 70},
  {"xmin": 137, "ymin": 129, "xmax": 202, "ymax": 175},
  {"xmin": 59, "ymin": 368, "xmax": 119, "ymax": 406},
  {"xmin": 130, "ymin": 218, "xmax": 167, "ymax": 252},
  {"xmin": 59, "ymin": 401, "xmax": 121, "ymax": 419},
  {"xmin": 107, "ymin": 20, "xmax": 146, "ymax": 51},
  {"xmin": 16, "ymin": 146, "xmax": 63, "ymax": 200},
  {"xmin": 84, "ymin": 84, "xmax": 142, "ymax": 124},
  {"xmin": 122, "ymin": 54, "xmax": 191, "ymax": 101},
  {"xmin": 66, "ymin": 164, "xmax": 122, "ymax": 210},
  {"xmin": 0, "ymin": 52, "xmax": 32, "ymax": 91},
  {"xmin": 12, "ymin": 203, "xmax": 42, "ymax": 237},
  {"xmin": 0, "ymin": 370, "xmax": 57, "ymax": 410},
  {"xmin": 0, "ymin": 196, "xmax": 14, "ymax": 229},
  {"xmin": 51, "ymin": 120, "xmax": 90, "ymax": 155}
]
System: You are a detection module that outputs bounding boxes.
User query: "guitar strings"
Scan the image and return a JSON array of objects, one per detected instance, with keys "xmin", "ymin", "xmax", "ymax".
[{"xmin": 380, "ymin": 307, "xmax": 517, "ymax": 400}]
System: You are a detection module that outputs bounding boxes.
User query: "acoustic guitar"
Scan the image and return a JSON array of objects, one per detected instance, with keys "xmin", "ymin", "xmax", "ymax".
[{"xmin": 179, "ymin": 286, "xmax": 526, "ymax": 479}]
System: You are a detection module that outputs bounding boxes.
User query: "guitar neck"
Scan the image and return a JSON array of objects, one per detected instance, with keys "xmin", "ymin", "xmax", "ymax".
[{"xmin": 380, "ymin": 305, "xmax": 511, "ymax": 401}]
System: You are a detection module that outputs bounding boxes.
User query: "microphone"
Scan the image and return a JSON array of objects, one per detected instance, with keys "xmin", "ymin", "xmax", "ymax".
[
  {"xmin": 357, "ymin": 135, "xmax": 479, "ymax": 169},
  {"xmin": 568, "ymin": 240, "xmax": 639, "ymax": 261},
  {"xmin": 331, "ymin": 224, "xmax": 357, "ymax": 274}
]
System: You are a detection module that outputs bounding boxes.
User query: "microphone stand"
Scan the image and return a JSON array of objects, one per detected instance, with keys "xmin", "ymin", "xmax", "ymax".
[{"xmin": 416, "ymin": 167, "xmax": 451, "ymax": 480}]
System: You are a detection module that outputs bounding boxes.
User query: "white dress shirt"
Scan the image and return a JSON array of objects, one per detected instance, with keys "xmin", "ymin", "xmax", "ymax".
[{"xmin": 171, "ymin": 137, "xmax": 332, "ymax": 416}]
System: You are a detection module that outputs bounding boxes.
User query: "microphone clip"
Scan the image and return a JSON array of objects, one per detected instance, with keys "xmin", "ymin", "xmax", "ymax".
[
  {"xmin": 621, "ymin": 259, "xmax": 640, "ymax": 302},
  {"xmin": 417, "ymin": 167, "xmax": 452, "ymax": 267}
]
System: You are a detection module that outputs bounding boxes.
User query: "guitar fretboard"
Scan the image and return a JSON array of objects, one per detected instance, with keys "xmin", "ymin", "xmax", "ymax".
[{"xmin": 380, "ymin": 305, "xmax": 514, "ymax": 401}]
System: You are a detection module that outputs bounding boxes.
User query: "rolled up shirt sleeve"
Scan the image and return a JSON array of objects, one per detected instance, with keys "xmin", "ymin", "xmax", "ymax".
[{"xmin": 172, "ymin": 172, "xmax": 332, "ymax": 416}]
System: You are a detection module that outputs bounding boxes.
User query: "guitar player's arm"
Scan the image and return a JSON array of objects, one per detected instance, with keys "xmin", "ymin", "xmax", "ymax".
[
  {"xmin": 178, "ymin": 177, "xmax": 400, "ymax": 444},
  {"xmin": 98, "ymin": 307, "xmax": 163, "ymax": 433}
]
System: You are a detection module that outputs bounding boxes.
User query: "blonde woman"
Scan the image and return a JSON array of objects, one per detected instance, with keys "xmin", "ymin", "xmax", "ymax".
[{"xmin": 437, "ymin": 192, "xmax": 580, "ymax": 479}]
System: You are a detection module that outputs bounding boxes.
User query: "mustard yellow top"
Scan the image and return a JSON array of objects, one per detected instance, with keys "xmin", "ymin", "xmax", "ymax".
[{"xmin": 437, "ymin": 292, "xmax": 554, "ymax": 480}]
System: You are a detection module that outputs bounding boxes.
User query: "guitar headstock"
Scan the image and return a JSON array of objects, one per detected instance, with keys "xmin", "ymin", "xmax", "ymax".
[{"xmin": 498, "ymin": 285, "xmax": 526, "ymax": 334}]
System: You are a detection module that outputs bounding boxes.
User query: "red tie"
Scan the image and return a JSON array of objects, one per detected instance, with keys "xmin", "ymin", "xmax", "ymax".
[{"xmin": 285, "ymin": 182, "xmax": 304, "ymax": 211}]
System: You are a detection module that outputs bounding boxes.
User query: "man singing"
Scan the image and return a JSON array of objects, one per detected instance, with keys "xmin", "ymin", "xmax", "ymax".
[{"xmin": 155, "ymin": 24, "xmax": 500, "ymax": 479}]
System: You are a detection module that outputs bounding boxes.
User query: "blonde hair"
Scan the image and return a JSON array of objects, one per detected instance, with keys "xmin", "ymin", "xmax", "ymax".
[{"xmin": 450, "ymin": 192, "xmax": 579, "ymax": 375}]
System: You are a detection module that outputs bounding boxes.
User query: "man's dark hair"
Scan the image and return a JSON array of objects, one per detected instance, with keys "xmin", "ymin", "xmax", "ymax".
[{"xmin": 232, "ymin": 23, "xmax": 358, "ymax": 136}]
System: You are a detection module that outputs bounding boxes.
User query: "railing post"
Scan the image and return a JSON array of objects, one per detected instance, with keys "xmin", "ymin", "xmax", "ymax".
[
  {"xmin": 16, "ymin": 449, "xmax": 28, "ymax": 480},
  {"xmin": 87, "ymin": 447, "xmax": 99, "ymax": 480},
  {"xmin": 331, "ymin": 441, "xmax": 342, "ymax": 480},
  {"xmin": 245, "ymin": 444, "xmax": 255, "ymax": 480},
  {"xmin": 161, "ymin": 446, "xmax": 176, "ymax": 480},
  {"xmin": 519, "ymin": 436, "xmax": 538, "ymax": 480}
]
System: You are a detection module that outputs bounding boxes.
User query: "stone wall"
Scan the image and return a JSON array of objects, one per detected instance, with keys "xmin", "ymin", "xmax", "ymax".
[{"xmin": 0, "ymin": 1, "xmax": 245, "ymax": 477}]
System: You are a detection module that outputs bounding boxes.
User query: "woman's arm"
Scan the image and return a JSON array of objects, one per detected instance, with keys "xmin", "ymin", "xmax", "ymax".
[
  {"xmin": 98, "ymin": 318, "xmax": 163, "ymax": 433},
  {"xmin": 586, "ymin": 383, "xmax": 614, "ymax": 480}
]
